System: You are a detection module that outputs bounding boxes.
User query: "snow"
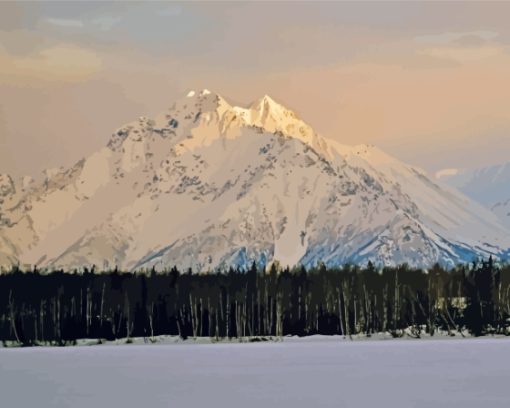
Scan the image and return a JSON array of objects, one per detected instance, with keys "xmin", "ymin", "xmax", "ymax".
[
  {"xmin": 1, "ymin": 89, "xmax": 510, "ymax": 271},
  {"xmin": 439, "ymin": 162, "xmax": 510, "ymax": 229},
  {"xmin": 1, "ymin": 338, "xmax": 510, "ymax": 407},
  {"xmin": 493, "ymin": 199, "xmax": 510, "ymax": 229},
  {"xmin": 21, "ymin": 175, "xmax": 34, "ymax": 190},
  {"xmin": 440, "ymin": 161, "xmax": 510, "ymax": 206}
]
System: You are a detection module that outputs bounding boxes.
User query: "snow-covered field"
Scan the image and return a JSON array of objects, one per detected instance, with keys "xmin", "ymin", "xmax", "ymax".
[{"xmin": 1, "ymin": 337, "xmax": 509, "ymax": 408}]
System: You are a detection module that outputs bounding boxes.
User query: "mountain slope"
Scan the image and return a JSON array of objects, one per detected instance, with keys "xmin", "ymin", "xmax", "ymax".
[
  {"xmin": 1, "ymin": 90, "xmax": 509, "ymax": 271},
  {"xmin": 437, "ymin": 162, "xmax": 510, "ymax": 229},
  {"xmin": 492, "ymin": 199, "xmax": 510, "ymax": 229},
  {"xmin": 437, "ymin": 162, "xmax": 510, "ymax": 206}
]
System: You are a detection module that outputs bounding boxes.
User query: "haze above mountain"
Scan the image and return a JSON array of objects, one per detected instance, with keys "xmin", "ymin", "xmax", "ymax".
[{"xmin": 1, "ymin": 90, "xmax": 509, "ymax": 272}]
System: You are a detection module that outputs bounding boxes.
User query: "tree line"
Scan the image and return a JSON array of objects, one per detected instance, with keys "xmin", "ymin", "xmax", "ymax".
[{"xmin": 1, "ymin": 258, "xmax": 509, "ymax": 346}]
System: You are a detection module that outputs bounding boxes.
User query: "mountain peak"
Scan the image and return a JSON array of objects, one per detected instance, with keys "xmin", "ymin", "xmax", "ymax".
[
  {"xmin": 186, "ymin": 88, "xmax": 216, "ymax": 98},
  {"xmin": 260, "ymin": 94, "xmax": 277, "ymax": 104},
  {"xmin": 250, "ymin": 94, "xmax": 289, "ymax": 114},
  {"xmin": 2, "ymin": 89, "xmax": 510, "ymax": 272}
]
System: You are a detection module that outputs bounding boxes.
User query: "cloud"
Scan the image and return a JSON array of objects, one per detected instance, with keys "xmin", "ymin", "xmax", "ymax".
[
  {"xmin": 91, "ymin": 16, "xmax": 121, "ymax": 31},
  {"xmin": 435, "ymin": 168, "xmax": 461, "ymax": 179},
  {"xmin": 0, "ymin": 44, "xmax": 102, "ymax": 83},
  {"xmin": 45, "ymin": 15, "xmax": 121, "ymax": 32},
  {"xmin": 417, "ymin": 45, "xmax": 504, "ymax": 63},
  {"xmin": 414, "ymin": 31, "xmax": 499, "ymax": 45},
  {"xmin": 413, "ymin": 31, "xmax": 507, "ymax": 66},
  {"xmin": 45, "ymin": 17, "xmax": 84, "ymax": 28}
]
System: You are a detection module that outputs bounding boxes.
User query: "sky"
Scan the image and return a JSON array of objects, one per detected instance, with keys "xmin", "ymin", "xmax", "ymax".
[{"xmin": 1, "ymin": 1, "xmax": 510, "ymax": 179}]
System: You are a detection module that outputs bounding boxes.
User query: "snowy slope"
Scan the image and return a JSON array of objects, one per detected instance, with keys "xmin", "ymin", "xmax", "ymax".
[
  {"xmin": 438, "ymin": 162, "xmax": 510, "ymax": 229},
  {"xmin": 437, "ymin": 162, "xmax": 510, "ymax": 206},
  {"xmin": 1, "ymin": 90, "xmax": 509, "ymax": 271},
  {"xmin": 492, "ymin": 200, "xmax": 510, "ymax": 229}
]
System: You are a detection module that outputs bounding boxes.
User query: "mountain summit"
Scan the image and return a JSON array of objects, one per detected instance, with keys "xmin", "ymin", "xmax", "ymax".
[{"xmin": 1, "ymin": 91, "xmax": 509, "ymax": 271}]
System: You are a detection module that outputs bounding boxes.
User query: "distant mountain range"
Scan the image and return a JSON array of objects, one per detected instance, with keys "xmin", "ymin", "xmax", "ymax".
[
  {"xmin": 1, "ymin": 90, "xmax": 509, "ymax": 271},
  {"xmin": 437, "ymin": 162, "xmax": 510, "ymax": 229}
]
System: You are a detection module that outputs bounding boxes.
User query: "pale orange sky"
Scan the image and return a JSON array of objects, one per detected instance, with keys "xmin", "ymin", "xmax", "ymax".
[{"xmin": 1, "ymin": 1, "xmax": 510, "ymax": 178}]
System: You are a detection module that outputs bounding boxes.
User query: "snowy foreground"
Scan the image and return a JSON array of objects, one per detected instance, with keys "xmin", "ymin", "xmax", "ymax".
[{"xmin": 1, "ymin": 337, "xmax": 510, "ymax": 408}]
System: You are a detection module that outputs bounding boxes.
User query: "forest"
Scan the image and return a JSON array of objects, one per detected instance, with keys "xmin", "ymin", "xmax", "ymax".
[{"xmin": 1, "ymin": 258, "xmax": 509, "ymax": 346}]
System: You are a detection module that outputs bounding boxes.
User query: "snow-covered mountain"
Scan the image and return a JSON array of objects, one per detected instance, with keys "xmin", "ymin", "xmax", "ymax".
[
  {"xmin": 437, "ymin": 162, "xmax": 510, "ymax": 228},
  {"xmin": 493, "ymin": 199, "xmax": 510, "ymax": 229},
  {"xmin": 437, "ymin": 162, "xmax": 510, "ymax": 206},
  {"xmin": 1, "ymin": 90, "xmax": 509, "ymax": 272}
]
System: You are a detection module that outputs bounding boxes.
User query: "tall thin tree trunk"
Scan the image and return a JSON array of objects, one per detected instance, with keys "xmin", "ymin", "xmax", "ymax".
[{"xmin": 8, "ymin": 290, "xmax": 20, "ymax": 344}]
